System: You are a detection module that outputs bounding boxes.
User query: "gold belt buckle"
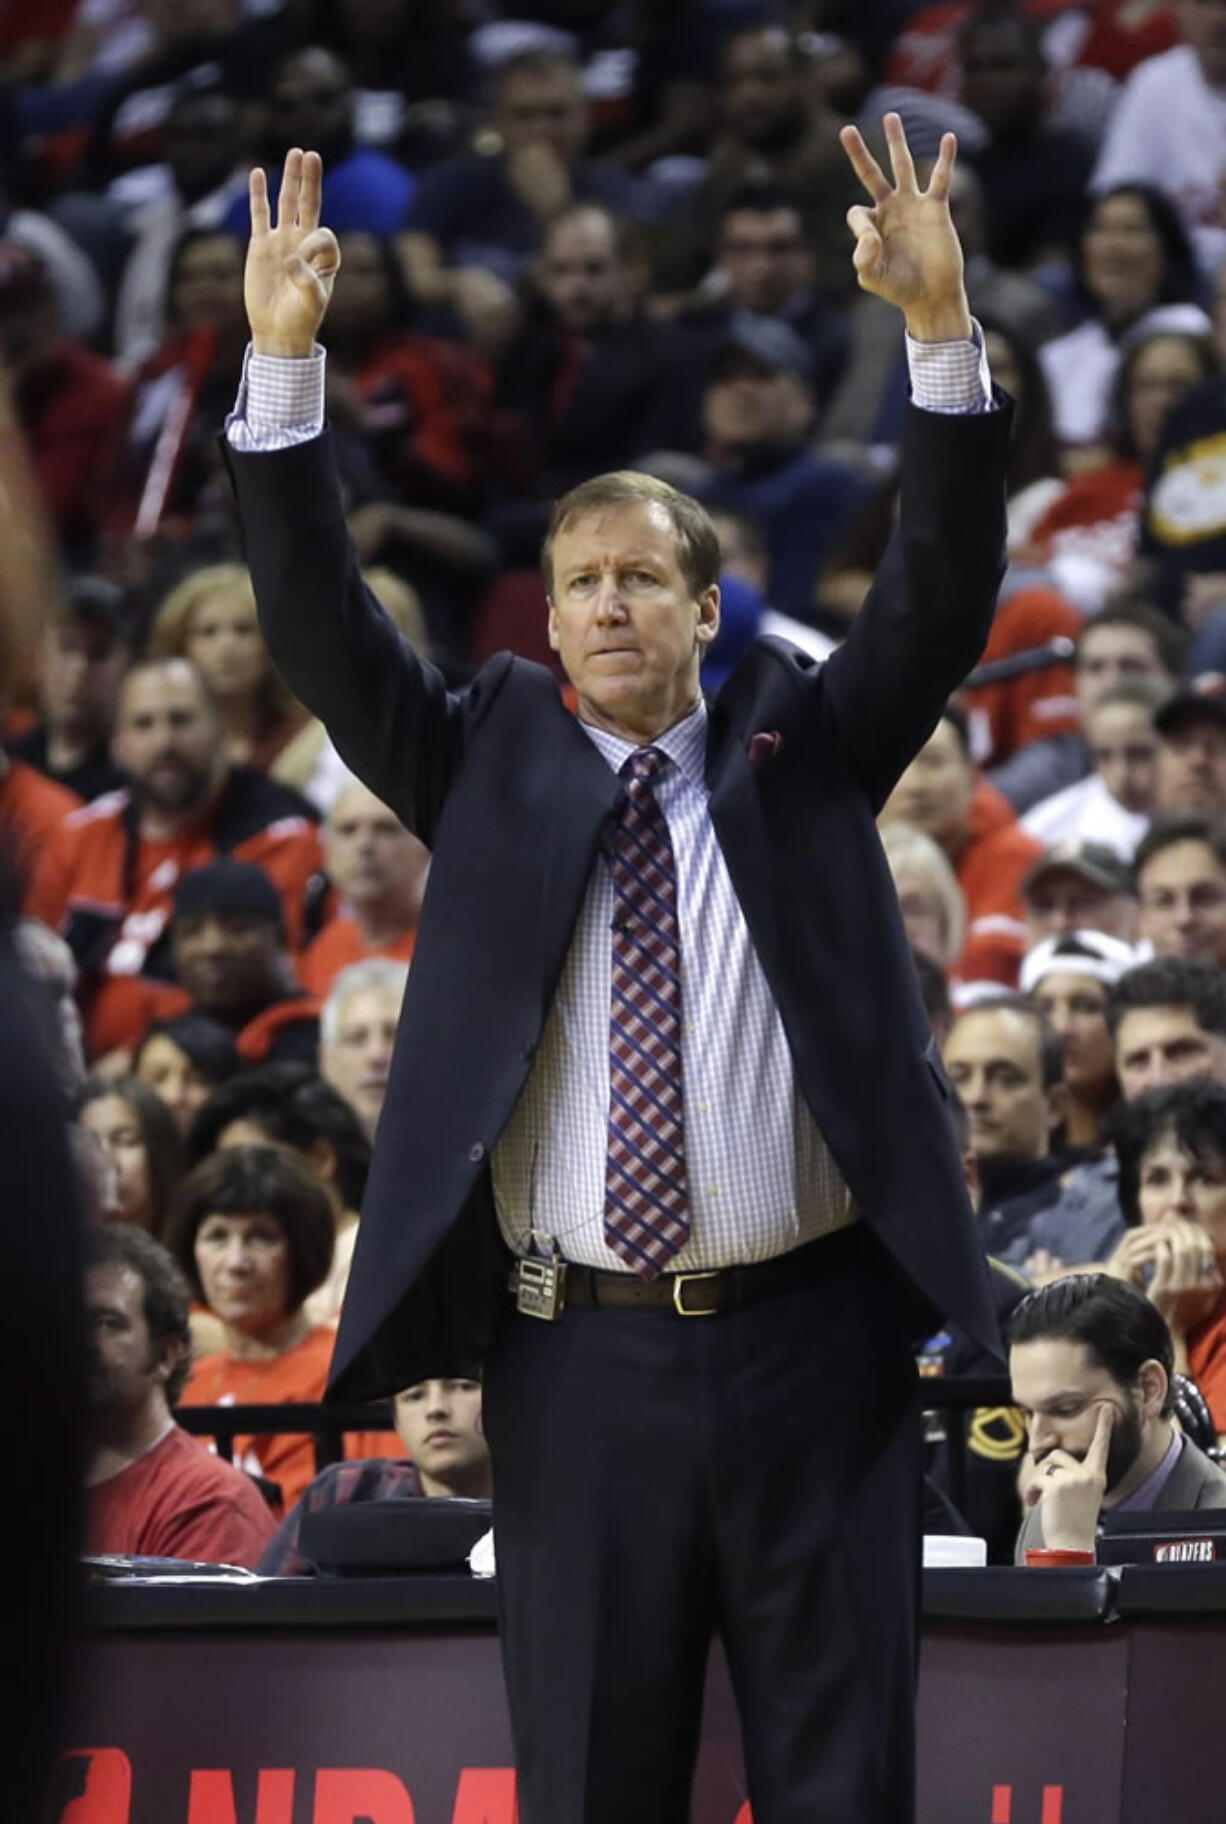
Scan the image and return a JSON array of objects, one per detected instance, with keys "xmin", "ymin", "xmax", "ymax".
[{"xmin": 672, "ymin": 1270, "xmax": 723, "ymax": 1316}]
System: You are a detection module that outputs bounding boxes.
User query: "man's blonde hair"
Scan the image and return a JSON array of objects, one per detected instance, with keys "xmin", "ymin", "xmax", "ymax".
[{"xmin": 542, "ymin": 471, "xmax": 721, "ymax": 598}]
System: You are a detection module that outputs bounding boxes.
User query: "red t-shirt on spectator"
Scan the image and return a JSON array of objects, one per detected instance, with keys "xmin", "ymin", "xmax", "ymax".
[
  {"xmin": 953, "ymin": 778, "xmax": 1045, "ymax": 995},
  {"xmin": 298, "ymin": 917, "xmax": 416, "ymax": 998},
  {"xmin": 960, "ymin": 584, "xmax": 1085, "ymax": 772},
  {"xmin": 88, "ymin": 1423, "xmax": 277, "ymax": 1568},
  {"xmin": 15, "ymin": 340, "xmax": 131, "ymax": 548},
  {"xmin": 0, "ymin": 756, "xmax": 80, "ymax": 911},
  {"xmin": 27, "ymin": 768, "xmax": 323, "ymax": 1055},
  {"xmin": 1189, "ymin": 1301, "xmax": 1226, "ymax": 1435},
  {"xmin": 179, "ymin": 1325, "xmax": 402, "ymax": 1510}
]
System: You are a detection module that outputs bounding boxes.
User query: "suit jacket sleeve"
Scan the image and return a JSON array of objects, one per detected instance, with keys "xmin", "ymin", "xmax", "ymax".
[
  {"xmin": 816, "ymin": 397, "xmax": 1013, "ymax": 812},
  {"xmin": 225, "ymin": 430, "xmax": 474, "ymax": 845}
]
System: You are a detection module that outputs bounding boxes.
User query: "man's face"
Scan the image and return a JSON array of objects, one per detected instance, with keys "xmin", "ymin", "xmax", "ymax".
[
  {"xmin": 40, "ymin": 615, "xmax": 129, "ymax": 743},
  {"xmin": 86, "ymin": 1263, "xmax": 169, "ymax": 1417},
  {"xmin": 722, "ymin": 30, "xmax": 802, "ymax": 148},
  {"xmin": 1010, "ymin": 1337, "xmax": 1146, "ymax": 1493},
  {"xmin": 1115, "ymin": 1004, "xmax": 1226, "ymax": 1098},
  {"xmin": 321, "ymin": 983, "xmax": 404, "ymax": 1137},
  {"xmin": 1138, "ymin": 839, "xmax": 1226, "ymax": 965},
  {"xmin": 1158, "ymin": 714, "xmax": 1226, "ymax": 815},
  {"xmin": 170, "ymin": 235, "xmax": 245, "ymax": 339},
  {"xmin": 547, "ymin": 501, "xmax": 719, "ymax": 739},
  {"xmin": 1178, "ymin": 0, "xmax": 1226, "ymax": 88},
  {"xmin": 718, "ymin": 206, "xmax": 812, "ymax": 315},
  {"xmin": 1076, "ymin": 626, "xmax": 1169, "ymax": 711},
  {"xmin": 537, "ymin": 209, "xmax": 625, "ymax": 336},
  {"xmin": 494, "ymin": 66, "xmax": 587, "ymax": 162},
  {"xmin": 1033, "ymin": 971, "xmax": 1115, "ymax": 1102},
  {"xmin": 172, "ymin": 911, "xmax": 283, "ymax": 1018},
  {"xmin": 958, "ymin": 17, "xmax": 1042, "ymax": 135},
  {"xmin": 270, "ymin": 49, "xmax": 353, "ymax": 160},
  {"xmin": 164, "ymin": 92, "xmax": 241, "ymax": 202},
  {"xmin": 329, "ymin": 232, "xmax": 391, "ymax": 340},
  {"xmin": 943, "ymin": 1007, "xmax": 1053, "ymax": 1161},
  {"xmin": 393, "ymin": 1377, "xmax": 488, "ymax": 1487},
  {"xmin": 882, "ymin": 720, "xmax": 977, "ymax": 854},
  {"xmin": 703, "ymin": 355, "xmax": 813, "ymax": 453},
  {"xmin": 1024, "ymin": 869, "xmax": 1134, "ymax": 944},
  {"xmin": 324, "ymin": 781, "xmax": 427, "ymax": 910},
  {"xmin": 1087, "ymin": 699, "xmax": 1159, "ymax": 815},
  {"xmin": 112, "ymin": 662, "xmax": 220, "ymax": 816}
]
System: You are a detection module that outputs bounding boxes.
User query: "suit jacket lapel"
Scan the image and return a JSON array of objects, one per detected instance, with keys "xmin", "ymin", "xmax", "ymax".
[{"xmin": 537, "ymin": 710, "xmax": 623, "ymax": 1000}]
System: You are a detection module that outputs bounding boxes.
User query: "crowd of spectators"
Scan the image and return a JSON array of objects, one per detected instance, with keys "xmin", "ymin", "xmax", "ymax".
[{"xmin": 10, "ymin": 0, "xmax": 1226, "ymax": 1574}]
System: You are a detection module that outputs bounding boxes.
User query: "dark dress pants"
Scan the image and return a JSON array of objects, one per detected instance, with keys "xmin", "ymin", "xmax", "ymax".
[{"xmin": 483, "ymin": 1223, "xmax": 924, "ymax": 1824}]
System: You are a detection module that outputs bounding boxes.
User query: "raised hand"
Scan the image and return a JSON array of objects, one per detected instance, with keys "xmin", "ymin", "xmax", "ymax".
[
  {"xmin": 245, "ymin": 148, "xmax": 340, "ymax": 358},
  {"xmin": 839, "ymin": 113, "xmax": 971, "ymax": 344},
  {"xmin": 1024, "ymin": 1401, "xmax": 1114, "ymax": 1554},
  {"xmin": 1147, "ymin": 1215, "xmax": 1222, "ymax": 1345}
]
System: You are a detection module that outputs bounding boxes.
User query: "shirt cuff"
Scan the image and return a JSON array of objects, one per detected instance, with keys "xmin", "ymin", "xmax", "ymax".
[
  {"xmin": 225, "ymin": 343, "xmax": 327, "ymax": 452},
  {"xmin": 905, "ymin": 319, "xmax": 993, "ymax": 414}
]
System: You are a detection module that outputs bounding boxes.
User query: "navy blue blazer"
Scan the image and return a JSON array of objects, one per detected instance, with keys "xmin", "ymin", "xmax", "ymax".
[{"xmin": 227, "ymin": 396, "xmax": 1012, "ymax": 1400}]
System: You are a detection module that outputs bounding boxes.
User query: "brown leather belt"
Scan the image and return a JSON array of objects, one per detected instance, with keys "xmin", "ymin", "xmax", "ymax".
[{"xmin": 510, "ymin": 1229, "xmax": 857, "ymax": 1320}]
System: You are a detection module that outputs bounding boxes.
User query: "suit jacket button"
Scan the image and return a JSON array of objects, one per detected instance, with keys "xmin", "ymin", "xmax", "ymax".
[{"xmin": 468, "ymin": 1142, "xmax": 486, "ymax": 1163}]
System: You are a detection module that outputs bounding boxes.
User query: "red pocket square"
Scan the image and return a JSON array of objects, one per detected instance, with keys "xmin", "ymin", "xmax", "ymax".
[{"xmin": 748, "ymin": 731, "xmax": 783, "ymax": 770}]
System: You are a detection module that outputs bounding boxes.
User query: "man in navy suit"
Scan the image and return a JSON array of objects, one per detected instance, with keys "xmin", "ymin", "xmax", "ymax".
[{"xmin": 225, "ymin": 117, "xmax": 1009, "ymax": 1823}]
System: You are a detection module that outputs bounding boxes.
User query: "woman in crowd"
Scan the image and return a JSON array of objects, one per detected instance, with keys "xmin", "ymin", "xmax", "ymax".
[
  {"xmin": 77, "ymin": 1075, "xmax": 182, "ymax": 1236},
  {"xmin": 1110, "ymin": 1079, "xmax": 1226, "ymax": 1438},
  {"xmin": 185, "ymin": 1062, "xmax": 371, "ymax": 1328},
  {"xmin": 169, "ymin": 1144, "xmax": 350, "ymax": 1508},
  {"xmin": 149, "ymin": 564, "xmax": 308, "ymax": 773},
  {"xmin": 1027, "ymin": 326, "xmax": 1218, "ymax": 612},
  {"xmin": 133, "ymin": 1013, "xmax": 240, "ymax": 1138},
  {"xmin": 879, "ymin": 823, "xmax": 966, "ymax": 981},
  {"xmin": 1040, "ymin": 186, "xmax": 1207, "ymax": 457}
]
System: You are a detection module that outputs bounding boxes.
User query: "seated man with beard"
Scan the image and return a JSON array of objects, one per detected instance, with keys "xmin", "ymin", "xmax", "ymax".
[{"xmin": 1009, "ymin": 1273, "xmax": 1226, "ymax": 1562}]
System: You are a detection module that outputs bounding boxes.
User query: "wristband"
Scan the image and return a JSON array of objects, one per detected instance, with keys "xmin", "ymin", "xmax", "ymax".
[{"xmin": 1025, "ymin": 1547, "xmax": 1095, "ymax": 1567}]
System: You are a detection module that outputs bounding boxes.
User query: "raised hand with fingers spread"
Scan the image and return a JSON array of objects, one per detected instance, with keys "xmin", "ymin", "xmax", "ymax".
[
  {"xmin": 245, "ymin": 148, "xmax": 340, "ymax": 359},
  {"xmin": 839, "ymin": 112, "xmax": 971, "ymax": 345}
]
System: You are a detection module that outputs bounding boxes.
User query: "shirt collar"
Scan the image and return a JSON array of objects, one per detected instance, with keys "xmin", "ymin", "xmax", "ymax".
[
  {"xmin": 579, "ymin": 697, "xmax": 709, "ymax": 790},
  {"xmin": 1112, "ymin": 1429, "xmax": 1183, "ymax": 1513}
]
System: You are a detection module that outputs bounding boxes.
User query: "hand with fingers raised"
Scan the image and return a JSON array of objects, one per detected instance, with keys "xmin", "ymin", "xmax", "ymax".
[
  {"xmin": 839, "ymin": 112, "xmax": 972, "ymax": 345},
  {"xmin": 245, "ymin": 148, "xmax": 341, "ymax": 359},
  {"xmin": 1023, "ymin": 1401, "xmax": 1115, "ymax": 1555}
]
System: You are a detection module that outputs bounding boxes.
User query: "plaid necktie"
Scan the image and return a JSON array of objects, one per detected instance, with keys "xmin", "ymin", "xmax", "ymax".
[{"xmin": 604, "ymin": 747, "xmax": 690, "ymax": 1278}]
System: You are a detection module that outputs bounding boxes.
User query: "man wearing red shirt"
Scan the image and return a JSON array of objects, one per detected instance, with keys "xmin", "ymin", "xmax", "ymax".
[
  {"xmin": 30, "ymin": 656, "xmax": 323, "ymax": 1056},
  {"xmin": 0, "ymin": 239, "xmax": 130, "ymax": 554},
  {"xmin": 0, "ymin": 752, "xmax": 79, "ymax": 912},
  {"xmin": 85, "ymin": 1224, "xmax": 275, "ymax": 1567},
  {"xmin": 298, "ymin": 775, "xmax": 424, "ymax": 997}
]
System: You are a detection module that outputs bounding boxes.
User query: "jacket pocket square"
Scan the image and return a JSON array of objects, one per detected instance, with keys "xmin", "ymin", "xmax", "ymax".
[{"xmin": 748, "ymin": 731, "xmax": 783, "ymax": 771}]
